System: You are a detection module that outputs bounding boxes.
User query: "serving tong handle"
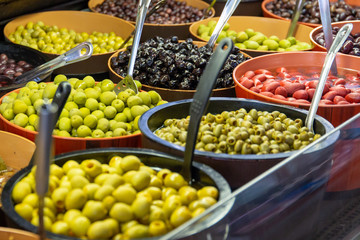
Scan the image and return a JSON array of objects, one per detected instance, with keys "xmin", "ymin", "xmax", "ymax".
[
  {"xmin": 114, "ymin": 0, "xmax": 151, "ymax": 95},
  {"xmin": 305, "ymin": 23, "xmax": 353, "ymax": 133},
  {"xmin": 206, "ymin": 0, "xmax": 242, "ymax": 48},
  {"xmin": 286, "ymin": 0, "xmax": 305, "ymax": 38},
  {"xmin": 181, "ymin": 38, "xmax": 233, "ymax": 183},
  {"xmin": 14, "ymin": 42, "xmax": 93, "ymax": 85},
  {"xmin": 318, "ymin": 0, "xmax": 338, "ymax": 75},
  {"xmin": 118, "ymin": 0, "xmax": 166, "ymax": 50},
  {"xmin": 0, "ymin": 42, "xmax": 92, "ymax": 93}
]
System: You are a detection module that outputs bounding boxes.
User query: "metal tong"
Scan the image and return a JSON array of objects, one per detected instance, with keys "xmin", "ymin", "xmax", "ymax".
[
  {"xmin": 305, "ymin": 23, "xmax": 353, "ymax": 133},
  {"xmin": 286, "ymin": 0, "xmax": 305, "ymax": 38},
  {"xmin": 118, "ymin": 0, "xmax": 167, "ymax": 50},
  {"xmin": 318, "ymin": 0, "xmax": 338, "ymax": 75},
  {"xmin": 181, "ymin": 38, "xmax": 234, "ymax": 183},
  {"xmin": 206, "ymin": 0, "xmax": 242, "ymax": 48},
  {"xmin": 114, "ymin": 0, "xmax": 151, "ymax": 95},
  {"xmin": 0, "ymin": 42, "xmax": 93, "ymax": 92}
]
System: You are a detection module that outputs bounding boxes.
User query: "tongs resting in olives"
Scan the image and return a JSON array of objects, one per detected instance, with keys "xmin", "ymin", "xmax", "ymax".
[{"xmin": 182, "ymin": 38, "xmax": 233, "ymax": 183}]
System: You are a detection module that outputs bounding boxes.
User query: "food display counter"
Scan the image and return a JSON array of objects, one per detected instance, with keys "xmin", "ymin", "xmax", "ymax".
[{"xmin": 0, "ymin": 0, "xmax": 360, "ymax": 239}]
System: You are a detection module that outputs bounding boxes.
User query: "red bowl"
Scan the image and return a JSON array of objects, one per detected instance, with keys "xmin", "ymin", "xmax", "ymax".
[
  {"xmin": 262, "ymin": 0, "xmax": 360, "ymax": 29},
  {"xmin": 233, "ymin": 51, "xmax": 360, "ymax": 127},
  {"xmin": 0, "ymin": 88, "xmax": 141, "ymax": 155},
  {"xmin": 310, "ymin": 20, "xmax": 360, "ymax": 52}
]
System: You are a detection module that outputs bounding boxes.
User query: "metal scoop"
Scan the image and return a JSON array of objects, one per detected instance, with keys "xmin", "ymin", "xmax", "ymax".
[
  {"xmin": 181, "ymin": 38, "xmax": 233, "ymax": 183},
  {"xmin": 118, "ymin": 0, "xmax": 166, "ymax": 50},
  {"xmin": 305, "ymin": 23, "xmax": 353, "ymax": 133},
  {"xmin": 206, "ymin": 0, "xmax": 242, "ymax": 48},
  {"xmin": 0, "ymin": 42, "xmax": 93, "ymax": 93},
  {"xmin": 114, "ymin": 0, "xmax": 151, "ymax": 95},
  {"xmin": 318, "ymin": 0, "xmax": 337, "ymax": 75},
  {"xmin": 286, "ymin": 0, "xmax": 305, "ymax": 38}
]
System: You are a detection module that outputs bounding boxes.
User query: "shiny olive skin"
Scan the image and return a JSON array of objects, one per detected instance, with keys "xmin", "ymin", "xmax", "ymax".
[{"xmin": 12, "ymin": 155, "xmax": 219, "ymax": 239}]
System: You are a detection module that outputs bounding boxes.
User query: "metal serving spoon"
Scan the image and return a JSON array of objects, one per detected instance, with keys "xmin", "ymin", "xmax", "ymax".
[
  {"xmin": 181, "ymin": 38, "xmax": 233, "ymax": 183},
  {"xmin": 206, "ymin": 0, "xmax": 242, "ymax": 48},
  {"xmin": 318, "ymin": 0, "xmax": 338, "ymax": 76},
  {"xmin": 118, "ymin": 0, "xmax": 166, "ymax": 50},
  {"xmin": 286, "ymin": 0, "xmax": 305, "ymax": 38},
  {"xmin": 114, "ymin": 0, "xmax": 151, "ymax": 95},
  {"xmin": 0, "ymin": 42, "xmax": 93, "ymax": 92},
  {"xmin": 305, "ymin": 23, "xmax": 353, "ymax": 133}
]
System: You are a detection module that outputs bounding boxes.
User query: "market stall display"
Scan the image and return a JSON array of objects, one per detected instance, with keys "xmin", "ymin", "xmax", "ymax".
[{"xmin": 1, "ymin": 0, "xmax": 360, "ymax": 239}]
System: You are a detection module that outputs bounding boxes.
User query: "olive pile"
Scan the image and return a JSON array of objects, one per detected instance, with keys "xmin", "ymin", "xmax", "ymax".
[
  {"xmin": 197, "ymin": 20, "xmax": 312, "ymax": 51},
  {"xmin": 314, "ymin": 26, "xmax": 360, "ymax": 56},
  {"xmin": 0, "ymin": 53, "xmax": 33, "ymax": 86},
  {"xmin": 8, "ymin": 21, "xmax": 132, "ymax": 54},
  {"xmin": 0, "ymin": 75, "xmax": 166, "ymax": 138},
  {"xmin": 155, "ymin": 109, "xmax": 321, "ymax": 154},
  {"xmin": 12, "ymin": 155, "xmax": 219, "ymax": 239},
  {"xmin": 94, "ymin": 0, "xmax": 211, "ymax": 24},
  {"xmin": 266, "ymin": 0, "xmax": 360, "ymax": 24},
  {"xmin": 111, "ymin": 36, "xmax": 250, "ymax": 90}
]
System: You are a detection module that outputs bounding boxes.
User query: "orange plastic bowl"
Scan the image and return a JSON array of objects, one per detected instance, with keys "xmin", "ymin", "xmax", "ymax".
[
  {"xmin": 233, "ymin": 51, "xmax": 360, "ymax": 127},
  {"xmin": 189, "ymin": 16, "xmax": 315, "ymax": 57},
  {"xmin": 310, "ymin": 20, "xmax": 360, "ymax": 52},
  {"xmin": 0, "ymin": 88, "xmax": 141, "ymax": 155},
  {"xmin": 3, "ymin": 11, "xmax": 135, "ymax": 75},
  {"xmin": 88, "ymin": 0, "xmax": 215, "ymax": 41},
  {"xmin": 262, "ymin": 0, "xmax": 360, "ymax": 29},
  {"xmin": 108, "ymin": 40, "xmax": 251, "ymax": 102}
]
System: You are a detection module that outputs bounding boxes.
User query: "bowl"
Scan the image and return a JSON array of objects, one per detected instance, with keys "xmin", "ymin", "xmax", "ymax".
[
  {"xmin": 0, "ymin": 131, "xmax": 35, "ymax": 208},
  {"xmin": 1, "ymin": 147, "xmax": 232, "ymax": 239},
  {"xmin": 139, "ymin": 97, "xmax": 336, "ymax": 189},
  {"xmin": 310, "ymin": 20, "xmax": 360, "ymax": 52},
  {"xmin": 0, "ymin": 227, "xmax": 44, "ymax": 240},
  {"xmin": 233, "ymin": 51, "xmax": 360, "ymax": 127},
  {"xmin": 88, "ymin": 0, "xmax": 215, "ymax": 41},
  {"xmin": 0, "ymin": 41, "xmax": 49, "ymax": 97},
  {"xmin": 0, "ymin": 130, "xmax": 35, "ymax": 170},
  {"xmin": 3, "ymin": 11, "xmax": 135, "ymax": 75},
  {"xmin": 108, "ymin": 40, "xmax": 251, "ymax": 102},
  {"xmin": 0, "ymin": 87, "xmax": 142, "ymax": 156},
  {"xmin": 262, "ymin": 0, "xmax": 360, "ymax": 29},
  {"xmin": 189, "ymin": 16, "xmax": 315, "ymax": 57}
]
